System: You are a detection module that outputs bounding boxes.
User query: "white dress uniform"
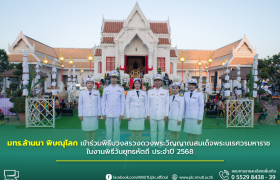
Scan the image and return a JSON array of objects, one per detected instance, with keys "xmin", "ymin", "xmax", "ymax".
[
  {"xmin": 184, "ymin": 79, "xmax": 204, "ymax": 135},
  {"xmin": 78, "ymin": 78, "xmax": 101, "ymax": 131},
  {"xmin": 147, "ymin": 74, "xmax": 169, "ymax": 143},
  {"xmin": 262, "ymin": 85, "xmax": 272, "ymax": 95},
  {"xmin": 168, "ymin": 82, "xmax": 184, "ymax": 132},
  {"xmin": 102, "ymin": 70, "xmax": 125, "ymax": 142},
  {"xmin": 126, "ymin": 87, "xmax": 147, "ymax": 130}
]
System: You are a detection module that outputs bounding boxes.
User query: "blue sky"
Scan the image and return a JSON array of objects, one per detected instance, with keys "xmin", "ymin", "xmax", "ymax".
[{"xmin": 0, "ymin": 0, "xmax": 279, "ymax": 59}]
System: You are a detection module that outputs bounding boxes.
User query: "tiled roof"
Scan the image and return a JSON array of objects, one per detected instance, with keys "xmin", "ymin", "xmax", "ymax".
[
  {"xmin": 177, "ymin": 50, "xmax": 214, "ymax": 60},
  {"xmin": 102, "ymin": 22, "xmax": 169, "ymax": 34},
  {"xmin": 25, "ymin": 36, "xmax": 57, "ymax": 57},
  {"xmin": 212, "ymin": 40, "xmax": 241, "ymax": 59},
  {"xmin": 211, "ymin": 58, "xmax": 230, "ymax": 67},
  {"xmin": 158, "ymin": 38, "xmax": 170, "ymax": 44},
  {"xmin": 9, "ymin": 54, "xmax": 38, "ymax": 63},
  {"xmin": 170, "ymin": 49, "xmax": 177, "ymax": 57},
  {"xmin": 95, "ymin": 49, "xmax": 102, "ymax": 56},
  {"xmin": 102, "ymin": 37, "xmax": 114, "ymax": 44},
  {"xmin": 230, "ymin": 57, "xmax": 254, "ymax": 65},
  {"xmin": 103, "ymin": 22, "xmax": 124, "ymax": 33},
  {"xmin": 150, "ymin": 23, "xmax": 169, "ymax": 34},
  {"xmin": 53, "ymin": 48, "xmax": 92, "ymax": 59}
]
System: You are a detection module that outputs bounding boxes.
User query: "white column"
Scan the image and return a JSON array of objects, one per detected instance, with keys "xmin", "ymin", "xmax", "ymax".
[
  {"xmin": 153, "ymin": 46, "xmax": 157, "ymax": 75},
  {"xmin": 149, "ymin": 51, "xmax": 154, "ymax": 76},
  {"xmin": 102, "ymin": 48, "xmax": 106, "ymax": 74},
  {"xmin": 165, "ymin": 48, "xmax": 170, "ymax": 76}
]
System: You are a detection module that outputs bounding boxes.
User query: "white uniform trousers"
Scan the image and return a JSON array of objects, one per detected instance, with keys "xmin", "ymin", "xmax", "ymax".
[
  {"xmin": 105, "ymin": 117, "xmax": 121, "ymax": 142},
  {"xmin": 150, "ymin": 119, "xmax": 165, "ymax": 143}
]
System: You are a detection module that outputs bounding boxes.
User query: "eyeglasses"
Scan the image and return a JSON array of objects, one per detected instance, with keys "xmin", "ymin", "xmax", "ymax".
[{"xmin": 134, "ymin": 82, "xmax": 141, "ymax": 84}]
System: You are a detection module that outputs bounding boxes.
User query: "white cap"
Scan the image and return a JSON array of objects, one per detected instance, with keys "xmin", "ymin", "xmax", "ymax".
[
  {"xmin": 188, "ymin": 79, "xmax": 197, "ymax": 84},
  {"xmin": 152, "ymin": 74, "xmax": 163, "ymax": 81},
  {"xmin": 109, "ymin": 70, "xmax": 119, "ymax": 77},
  {"xmin": 85, "ymin": 78, "xmax": 94, "ymax": 83},
  {"xmin": 172, "ymin": 82, "xmax": 181, "ymax": 87},
  {"xmin": 133, "ymin": 78, "xmax": 141, "ymax": 83}
]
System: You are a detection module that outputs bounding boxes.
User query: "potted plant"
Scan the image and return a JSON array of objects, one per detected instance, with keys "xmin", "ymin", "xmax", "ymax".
[
  {"xmin": 253, "ymin": 99, "xmax": 261, "ymax": 124},
  {"xmin": 9, "ymin": 96, "xmax": 26, "ymax": 124}
]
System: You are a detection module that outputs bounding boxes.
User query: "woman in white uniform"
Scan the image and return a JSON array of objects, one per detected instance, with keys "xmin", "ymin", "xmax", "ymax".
[
  {"xmin": 184, "ymin": 79, "xmax": 204, "ymax": 143},
  {"xmin": 78, "ymin": 78, "xmax": 101, "ymax": 149},
  {"xmin": 168, "ymin": 82, "xmax": 184, "ymax": 148},
  {"xmin": 126, "ymin": 78, "xmax": 147, "ymax": 143}
]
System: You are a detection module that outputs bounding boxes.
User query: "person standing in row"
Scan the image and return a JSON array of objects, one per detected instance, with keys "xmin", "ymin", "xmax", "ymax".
[
  {"xmin": 184, "ymin": 79, "xmax": 204, "ymax": 144},
  {"xmin": 147, "ymin": 74, "xmax": 169, "ymax": 147},
  {"xmin": 126, "ymin": 78, "xmax": 147, "ymax": 145},
  {"xmin": 78, "ymin": 78, "xmax": 101, "ymax": 149},
  {"xmin": 168, "ymin": 82, "xmax": 184, "ymax": 148},
  {"xmin": 102, "ymin": 70, "xmax": 125, "ymax": 143}
]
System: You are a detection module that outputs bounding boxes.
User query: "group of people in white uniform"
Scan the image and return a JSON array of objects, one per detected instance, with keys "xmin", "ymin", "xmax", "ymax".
[{"xmin": 78, "ymin": 70, "xmax": 204, "ymax": 149}]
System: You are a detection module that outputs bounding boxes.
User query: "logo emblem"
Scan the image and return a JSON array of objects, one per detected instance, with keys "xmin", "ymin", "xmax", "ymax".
[
  {"xmin": 172, "ymin": 174, "xmax": 178, "ymax": 180},
  {"xmin": 4, "ymin": 170, "xmax": 19, "ymax": 180},
  {"xmin": 106, "ymin": 174, "xmax": 112, "ymax": 180},
  {"xmin": 219, "ymin": 170, "xmax": 229, "ymax": 180}
]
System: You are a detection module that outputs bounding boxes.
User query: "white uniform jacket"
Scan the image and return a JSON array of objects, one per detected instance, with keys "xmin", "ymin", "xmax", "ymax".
[
  {"xmin": 78, "ymin": 89, "xmax": 101, "ymax": 117},
  {"xmin": 168, "ymin": 94, "xmax": 184, "ymax": 121},
  {"xmin": 184, "ymin": 89, "xmax": 204, "ymax": 120},
  {"xmin": 147, "ymin": 87, "xmax": 169, "ymax": 120},
  {"xmin": 102, "ymin": 84, "xmax": 125, "ymax": 118},
  {"xmin": 126, "ymin": 89, "xmax": 147, "ymax": 119}
]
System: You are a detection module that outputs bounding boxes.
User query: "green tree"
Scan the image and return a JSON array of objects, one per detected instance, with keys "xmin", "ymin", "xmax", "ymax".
[{"xmin": 0, "ymin": 49, "xmax": 10, "ymax": 74}]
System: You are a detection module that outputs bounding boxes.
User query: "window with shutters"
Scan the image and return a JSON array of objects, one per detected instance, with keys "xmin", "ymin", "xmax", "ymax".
[
  {"xmin": 106, "ymin": 57, "xmax": 115, "ymax": 71},
  {"xmin": 157, "ymin": 57, "xmax": 165, "ymax": 72}
]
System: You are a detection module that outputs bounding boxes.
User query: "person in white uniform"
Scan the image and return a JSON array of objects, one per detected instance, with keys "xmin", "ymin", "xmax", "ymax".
[
  {"xmin": 147, "ymin": 74, "xmax": 169, "ymax": 147},
  {"xmin": 184, "ymin": 79, "xmax": 204, "ymax": 143},
  {"xmin": 78, "ymin": 78, "xmax": 101, "ymax": 148},
  {"xmin": 168, "ymin": 82, "xmax": 184, "ymax": 148},
  {"xmin": 126, "ymin": 78, "xmax": 147, "ymax": 144},
  {"xmin": 102, "ymin": 70, "xmax": 125, "ymax": 143},
  {"xmin": 262, "ymin": 83, "xmax": 272, "ymax": 95}
]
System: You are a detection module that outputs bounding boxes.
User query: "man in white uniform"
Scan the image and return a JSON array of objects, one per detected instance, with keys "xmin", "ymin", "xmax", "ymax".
[
  {"xmin": 147, "ymin": 74, "xmax": 169, "ymax": 147},
  {"xmin": 102, "ymin": 70, "xmax": 125, "ymax": 143}
]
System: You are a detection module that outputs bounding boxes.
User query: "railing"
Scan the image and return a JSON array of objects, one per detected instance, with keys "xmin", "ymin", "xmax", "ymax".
[
  {"xmin": 25, "ymin": 98, "xmax": 55, "ymax": 128},
  {"xmin": 226, "ymin": 99, "xmax": 254, "ymax": 128}
]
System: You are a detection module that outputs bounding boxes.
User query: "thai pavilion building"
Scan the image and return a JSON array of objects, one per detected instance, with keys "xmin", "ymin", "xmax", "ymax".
[{"xmin": 6, "ymin": 2, "xmax": 257, "ymax": 93}]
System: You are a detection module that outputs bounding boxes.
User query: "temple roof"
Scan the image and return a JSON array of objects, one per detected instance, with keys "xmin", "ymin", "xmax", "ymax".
[{"xmin": 102, "ymin": 21, "xmax": 169, "ymax": 34}]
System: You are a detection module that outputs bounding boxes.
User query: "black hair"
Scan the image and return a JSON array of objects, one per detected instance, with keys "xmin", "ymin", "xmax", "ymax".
[
  {"xmin": 110, "ymin": 76, "xmax": 118, "ymax": 79},
  {"xmin": 86, "ymin": 81, "xmax": 94, "ymax": 84},
  {"xmin": 55, "ymin": 97, "xmax": 58, "ymax": 100},
  {"xmin": 132, "ymin": 80, "xmax": 142, "ymax": 89},
  {"xmin": 188, "ymin": 83, "xmax": 197, "ymax": 86}
]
